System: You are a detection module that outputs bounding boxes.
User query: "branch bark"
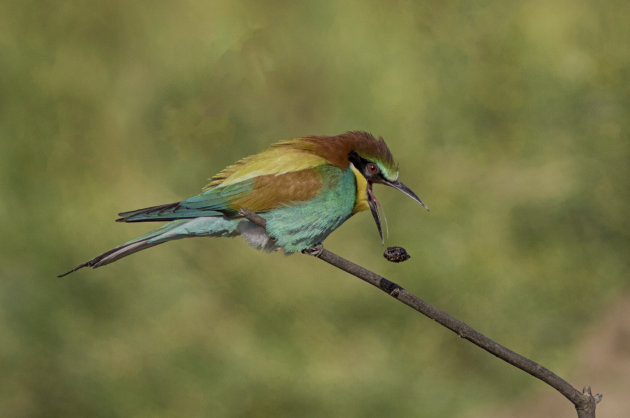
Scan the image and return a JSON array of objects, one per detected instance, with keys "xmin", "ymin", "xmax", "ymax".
[{"xmin": 239, "ymin": 208, "xmax": 601, "ymax": 418}]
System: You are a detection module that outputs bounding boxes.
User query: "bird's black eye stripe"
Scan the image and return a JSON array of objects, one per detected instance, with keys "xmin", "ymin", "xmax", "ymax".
[
  {"xmin": 348, "ymin": 151, "xmax": 363, "ymax": 168},
  {"xmin": 348, "ymin": 151, "xmax": 383, "ymax": 180}
]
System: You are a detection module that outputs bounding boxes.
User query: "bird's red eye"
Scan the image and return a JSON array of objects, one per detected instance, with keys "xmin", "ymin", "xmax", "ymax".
[{"xmin": 367, "ymin": 163, "xmax": 379, "ymax": 174}]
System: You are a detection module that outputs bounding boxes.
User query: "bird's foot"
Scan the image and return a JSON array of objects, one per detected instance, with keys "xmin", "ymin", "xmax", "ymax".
[
  {"xmin": 302, "ymin": 243, "xmax": 324, "ymax": 257},
  {"xmin": 239, "ymin": 208, "xmax": 267, "ymax": 228}
]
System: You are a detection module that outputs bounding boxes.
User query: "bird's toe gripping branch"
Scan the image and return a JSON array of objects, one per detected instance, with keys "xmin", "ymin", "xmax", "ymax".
[{"xmin": 302, "ymin": 243, "xmax": 324, "ymax": 257}]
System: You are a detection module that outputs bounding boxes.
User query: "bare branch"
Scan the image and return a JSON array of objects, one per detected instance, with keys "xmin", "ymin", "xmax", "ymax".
[
  {"xmin": 309, "ymin": 248, "xmax": 601, "ymax": 418},
  {"xmin": 239, "ymin": 207, "xmax": 601, "ymax": 417}
]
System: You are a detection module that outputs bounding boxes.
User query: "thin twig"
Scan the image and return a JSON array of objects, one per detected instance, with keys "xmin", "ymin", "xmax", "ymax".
[
  {"xmin": 310, "ymin": 248, "xmax": 601, "ymax": 418},
  {"xmin": 239, "ymin": 208, "xmax": 601, "ymax": 418}
]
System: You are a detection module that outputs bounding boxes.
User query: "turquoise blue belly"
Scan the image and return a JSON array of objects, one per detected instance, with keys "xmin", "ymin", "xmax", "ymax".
[{"xmin": 262, "ymin": 165, "xmax": 356, "ymax": 253}]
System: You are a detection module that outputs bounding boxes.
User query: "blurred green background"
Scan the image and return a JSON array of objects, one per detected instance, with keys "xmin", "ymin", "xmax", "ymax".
[{"xmin": 1, "ymin": 0, "xmax": 628, "ymax": 417}]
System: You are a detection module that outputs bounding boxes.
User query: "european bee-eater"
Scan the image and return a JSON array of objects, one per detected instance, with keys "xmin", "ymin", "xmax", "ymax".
[{"xmin": 59, "ymin": 131, "xmax": 427, "ymax": 277}]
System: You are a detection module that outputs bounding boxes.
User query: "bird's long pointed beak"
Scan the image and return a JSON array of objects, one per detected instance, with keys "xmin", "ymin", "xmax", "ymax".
[{"xmin": 384, "ymin": 180, "xmax": 429, "ymax": 211}]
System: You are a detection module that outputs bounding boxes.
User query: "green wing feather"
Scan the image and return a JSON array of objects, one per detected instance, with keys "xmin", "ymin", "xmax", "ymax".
[{"xmin": 118, "ymin": 139, "xmax": 329, "ymax": 223}]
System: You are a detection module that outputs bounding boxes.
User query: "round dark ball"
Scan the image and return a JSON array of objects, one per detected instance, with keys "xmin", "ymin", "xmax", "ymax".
[{"xmin": 384, "ymin": 246, "xmax": 411, "ymax": 263}]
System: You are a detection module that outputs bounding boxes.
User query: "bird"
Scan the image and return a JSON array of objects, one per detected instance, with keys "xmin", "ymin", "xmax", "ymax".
[{"xmin": 58, "ymin": 131, "xmax": 427, "ymax": 277}]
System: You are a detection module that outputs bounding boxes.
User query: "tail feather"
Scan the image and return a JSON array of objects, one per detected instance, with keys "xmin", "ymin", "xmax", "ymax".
[
  {"xmin": 116, "ymin": 202, "xmax": 182, "ymax": 223},
  {"xmin": 116, "ymin": 202, "xmax": 226, "ymax": 223},
  {"xmin": 57, "ymin": 238, "xmax": 162, "ymax": 277},
  {"xmin": 57, "ymin": 220, "xmax": 190, "ymax": 277},
  {"xmin": 58, "ymin": 217, "xmax": 243, "ymax": 277}
]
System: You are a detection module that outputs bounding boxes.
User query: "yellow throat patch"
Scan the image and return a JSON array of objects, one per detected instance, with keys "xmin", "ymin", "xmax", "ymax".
[{"xmin": 351, "ymin": 163, "xmax": 369, "ymax": 214}]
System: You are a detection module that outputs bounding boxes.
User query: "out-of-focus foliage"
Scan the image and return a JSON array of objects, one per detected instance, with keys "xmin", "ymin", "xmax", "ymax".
[{"xmin": 1, "ymin": 1, "xmax": 628, "ymax": 417}]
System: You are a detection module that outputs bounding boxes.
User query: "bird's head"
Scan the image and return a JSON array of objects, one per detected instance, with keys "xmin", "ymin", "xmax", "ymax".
[{"xmin": 347, "ymin": 137, "xmax": 428, "ymax": 243}]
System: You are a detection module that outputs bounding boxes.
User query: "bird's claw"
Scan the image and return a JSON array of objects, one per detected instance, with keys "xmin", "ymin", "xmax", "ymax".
[{"xmin": 302, "ymin": 243, "xmax": 324, "ymax": 257}]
